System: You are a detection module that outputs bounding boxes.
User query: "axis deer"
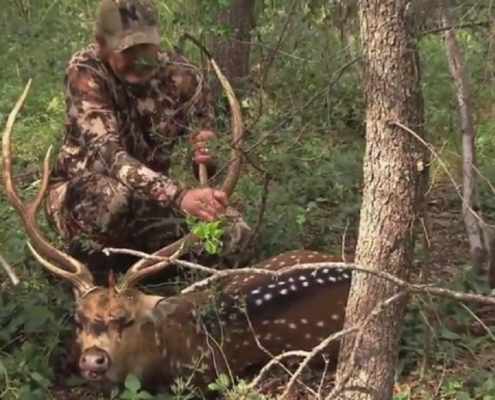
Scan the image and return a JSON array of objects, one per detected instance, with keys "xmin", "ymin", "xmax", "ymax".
[{"xmin": 3, "ymin": 82, "xmax": 352, "ymax": 394}]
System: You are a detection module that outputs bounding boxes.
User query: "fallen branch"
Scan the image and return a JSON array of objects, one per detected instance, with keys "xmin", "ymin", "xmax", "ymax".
[
  {"xmin": 0, "ymin": 252, "xmax": 20, "ymax": 286},
  {"xmin": 103, "ymin": 246, "xmax": 495, "ymax": 306}
]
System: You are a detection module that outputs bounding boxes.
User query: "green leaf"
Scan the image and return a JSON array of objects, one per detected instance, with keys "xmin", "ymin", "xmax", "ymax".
[
  {"xmin": 456, "ymin": 391, "xmax": 471, "ymax": 400},
  {"xmin": 124, "ymin": 374, "xmax": 141, "ymax": 392},
  {"xmin": 192, "ymin": 224, "xmax": 207, "ymax": 238},
  {"xmin": 439, "ymin": 327, "xmax": 462, "ymax": 340},
  {"xmin": 24, "ymin": 306, "xmax": 52, "ymax": 332},
  {"xmin": 205, "ymin": 241, "xmax": 217, "ymax": 254}
]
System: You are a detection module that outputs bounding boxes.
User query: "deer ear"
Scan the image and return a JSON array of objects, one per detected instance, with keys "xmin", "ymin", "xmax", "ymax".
[{"xmin": 154, "ymin": 296, "xmax": 182, "ymax": 317}]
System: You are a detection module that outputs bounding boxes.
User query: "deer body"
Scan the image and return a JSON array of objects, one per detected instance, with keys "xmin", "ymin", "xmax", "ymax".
[
  {"xmin": 74, "ymin": 250, "xmax": 352, "ymax": 391},
  {"xmin": 2, "ymin": 79, "xmax": 352, "ymax": 394}
]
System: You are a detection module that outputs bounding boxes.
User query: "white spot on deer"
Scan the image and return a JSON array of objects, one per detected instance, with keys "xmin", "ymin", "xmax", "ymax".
[
  {"xmin": 274, "ymin": 319, "xmax": 286, "ymax": 324},
  {"xmin": 268, "ymin": 284, "xmax": 275, "ymax": 289},
  {"xmin": 332, "ymin": 314, "xmax": 340, "ymax": 320},
  {"xmin": 279, "ymin": 261, "xmax": 286, "ymax": 266},
  {"xmin": 261, "ymin": 320, "xmax": 270, "ymax": 325},
  {"xmin": 322, "ymin": 268, "xmax": 329, "ymax": 274},
  {"xmin": 299, "ymin": 276, "xmax": 307, "ymax": 281},
  {"xmin": 243, "ymin": 341, "xmax": 250, "ymax": 346},
  {"xmin": 317, "ymin": 278, "xmax": 324, "ymax": 284},
  {"xmin": 328, "ymin": 276, "xmax": 337, "ymax": 282},
  {"xmin": 316, "ymin": 321, "xmax": 325, "ymax": 327},
  {"xmin": 280, "ymin": 288, "xmax": 288, "ymax": 295},
  {"xmin": 290, "ymin": 254, "xmax": 297, "ymax": 259},
  {"xmin": 264, "ymin": 333, "xmax": 272, "ymax": 340},
  {"xmin": 289, "ymin": 323, "xmax": 297, "ymax": 329},
  {"xmin": 300, "ymin": 318, "xmax": 308, "ymax": 324},
  {"xmin": 263, "ymin": 293, "xmax": 273, "ymax": 301},
  {"xmin": 305, "ymin": 333, "xmax": 311, "ymax": 339},
  {"xmin": 302, "ymin": 281, "xmax": 309, "ymax": 287},
  {"xmin": 255, "ymin": 298, "xmax": 263, "ymax": 306},
  {"xmin": 251, "ymin": 288, "xmax": 261, "ymax": 295},
  {"xmin": 290, "ymin": 284, "xmax": 297, "ymax": 291}
]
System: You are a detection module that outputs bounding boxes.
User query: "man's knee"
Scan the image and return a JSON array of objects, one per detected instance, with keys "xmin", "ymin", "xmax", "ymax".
[{"xmin": 64, "ymin": 173, "xmax": 133, "ymax": 238}]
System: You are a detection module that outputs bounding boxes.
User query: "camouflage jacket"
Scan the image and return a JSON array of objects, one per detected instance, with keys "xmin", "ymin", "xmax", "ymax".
[{"xmin": 49, "ymin": 43, "xmax": 215, "ymax": 205}]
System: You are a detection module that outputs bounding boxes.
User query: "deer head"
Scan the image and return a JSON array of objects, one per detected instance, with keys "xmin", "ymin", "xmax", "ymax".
[{"xmin": 2, "ymin": 57, "xmax": 243, "ymax": 384}]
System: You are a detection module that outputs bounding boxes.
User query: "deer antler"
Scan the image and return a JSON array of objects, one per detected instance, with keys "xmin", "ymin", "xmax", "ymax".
[
  {"xmin": 2, "ymin": 79, "xmax": 96, "ymax": 295},
  {"xmin": 116, "ymin": 40, "xmax": 244, "ymax": 291}
]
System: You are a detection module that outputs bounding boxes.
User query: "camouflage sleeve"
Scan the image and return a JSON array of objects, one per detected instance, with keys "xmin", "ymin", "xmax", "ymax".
[{"xmin": 65, "ymin": 64, "xmax": 188, "ymax": 206}]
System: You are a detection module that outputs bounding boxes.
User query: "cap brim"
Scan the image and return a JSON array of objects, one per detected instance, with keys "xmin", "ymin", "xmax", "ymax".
[{"xmin": 109, "ymin": 27, "xmax": 160, "ymax": 52}]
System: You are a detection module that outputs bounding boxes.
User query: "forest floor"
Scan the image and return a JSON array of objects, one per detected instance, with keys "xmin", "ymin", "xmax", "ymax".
[{"xmin": 3, "ymin": 2, "xmax": 495, "ymax": 400}]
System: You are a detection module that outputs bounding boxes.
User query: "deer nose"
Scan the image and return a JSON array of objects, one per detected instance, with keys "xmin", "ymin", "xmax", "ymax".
[{"xmin": 79, "ymin": 348, "xmax": 110, "ymax": 373}]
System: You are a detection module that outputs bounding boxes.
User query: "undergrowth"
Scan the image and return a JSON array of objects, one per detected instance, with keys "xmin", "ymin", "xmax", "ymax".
[{"xmin": 1, "ymin": 1, "xmax": 495, "ymax": 399}]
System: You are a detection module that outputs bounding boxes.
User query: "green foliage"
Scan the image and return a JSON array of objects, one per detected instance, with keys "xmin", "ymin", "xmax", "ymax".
[{"xmin": 1, "ymin": 0, "xmax": 495, "ymax": 399}]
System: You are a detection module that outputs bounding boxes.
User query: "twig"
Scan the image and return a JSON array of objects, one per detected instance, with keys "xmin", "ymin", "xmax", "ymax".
[
  {"xmin": 103, "ymin": 247, "xmax": 495, "ymax": 306},
  {"xmin": 0, "ymin": 252, "xmax": 20, "ymax": 286}
]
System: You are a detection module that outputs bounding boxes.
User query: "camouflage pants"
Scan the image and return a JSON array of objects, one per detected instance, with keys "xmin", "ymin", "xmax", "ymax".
[{"xmin": 44, "ymin": 172, "xmax": 254, "ymax": 270}]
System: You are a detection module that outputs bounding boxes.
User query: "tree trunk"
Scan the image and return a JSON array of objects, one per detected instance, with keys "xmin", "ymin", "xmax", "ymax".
[
  {"xmin": 210, "ymin": 0, "xmax": 256, "ymax": 99},
  {"xmin": 439, "ymin": 6, "xmax": 492, "ymax": 279},
  {"xmin": 332, "ymin": 1, "xmax": 427, "ymax": 399}
]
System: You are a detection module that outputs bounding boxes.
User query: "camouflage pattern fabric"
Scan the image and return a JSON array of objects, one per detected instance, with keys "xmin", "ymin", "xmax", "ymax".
[
  {"xmin": 44, "ymin": 0, "xmax": 253, "ymax": 269},
  {"xmin": 95, "ymin": 0, "xmax": 161, "ymax": 53}
]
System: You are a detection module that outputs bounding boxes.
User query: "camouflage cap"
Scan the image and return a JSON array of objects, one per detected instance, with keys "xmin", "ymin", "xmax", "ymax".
[{"xmin": 95, "ymin": 0, "xmax": 160, "ymax": 52}]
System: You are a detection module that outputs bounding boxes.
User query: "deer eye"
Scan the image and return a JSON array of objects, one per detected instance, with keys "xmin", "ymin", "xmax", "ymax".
[
  {"xmin": 121, "ymin": 319, "xmax": 135, "ymax": 329},
  {"xmin": 73, "ymin": 315, "xmax": 83, "ymax": 329}
]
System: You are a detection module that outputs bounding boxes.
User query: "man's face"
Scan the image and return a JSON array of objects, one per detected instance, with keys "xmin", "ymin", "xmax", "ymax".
[{"xmin": 107, "ymin": 43, "xmax": 159, "ymax": 85}]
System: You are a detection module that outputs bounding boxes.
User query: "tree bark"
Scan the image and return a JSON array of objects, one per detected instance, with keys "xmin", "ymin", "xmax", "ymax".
[
  {"xmin": 332, "ymin": 1, "xmax": 427, "ymax": 399},
  {"xmin": 210, "ymin": 0, "xmax": 256, "ymax": 99}
]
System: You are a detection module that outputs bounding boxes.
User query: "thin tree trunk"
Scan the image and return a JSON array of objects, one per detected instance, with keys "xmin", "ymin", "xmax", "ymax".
[
  {"xmin": 439, "ymin": 7, "xmax": 493, "ymax": 279},
  {"xmin": 331, "ymin": 1, "xmax": 427, "ymax": 399}
]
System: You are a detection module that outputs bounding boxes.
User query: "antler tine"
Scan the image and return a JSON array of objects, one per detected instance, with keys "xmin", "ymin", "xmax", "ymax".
[
  {"xmin": 2, "ymin": 79, "xmax": 95, "ymax": 295},
  {"xmin": 116, "ymin": 41, "xmax": 244, "ymax": 291}
]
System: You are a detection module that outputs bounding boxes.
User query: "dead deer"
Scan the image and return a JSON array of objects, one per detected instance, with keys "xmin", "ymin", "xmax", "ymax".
[{"xmin": 3, "ymin": 83, "xmax": 352, "ymax": 394}]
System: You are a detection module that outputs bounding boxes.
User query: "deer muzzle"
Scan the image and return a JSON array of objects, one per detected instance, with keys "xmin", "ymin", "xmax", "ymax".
[{"xmin": 79, "ymin": 346, "xmax": 111, "ymax": 379}]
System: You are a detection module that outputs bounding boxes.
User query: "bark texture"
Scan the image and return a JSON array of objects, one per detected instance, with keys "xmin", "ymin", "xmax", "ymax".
[
  {"xmin": 333, "ymin": 1, "xmax": 427, "ymax": 399},
  {"xmin": 210, "ymin": 0, "xmax": 256, "ymax": 98}
]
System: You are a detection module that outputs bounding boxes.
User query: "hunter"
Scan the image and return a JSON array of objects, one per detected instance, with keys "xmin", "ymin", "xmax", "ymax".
[{"xmin": 43, "ymin": 0, "xmax": 254, "ymax": 276}]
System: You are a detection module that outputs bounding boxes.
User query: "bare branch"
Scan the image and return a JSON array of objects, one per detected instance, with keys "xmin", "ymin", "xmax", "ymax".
[{"xmin": 0, "ymin": 251, "xmax": 20, "ymax": 286}]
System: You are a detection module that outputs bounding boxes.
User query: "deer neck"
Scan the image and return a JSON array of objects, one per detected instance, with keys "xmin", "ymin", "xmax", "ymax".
[{"xmin": 152, "ymin": 295, "xmax": 230, "ymax": 390}]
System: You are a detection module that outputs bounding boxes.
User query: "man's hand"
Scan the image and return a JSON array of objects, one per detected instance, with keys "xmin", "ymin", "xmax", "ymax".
[
  {"xmin": 190, "ymin": 130, "xmax": 216, "ymax": 165},
  {"xmin": 179, "ymin": 187, "xmax": 227, "ymax": 221}
]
